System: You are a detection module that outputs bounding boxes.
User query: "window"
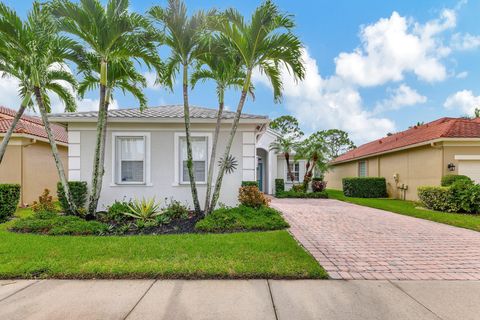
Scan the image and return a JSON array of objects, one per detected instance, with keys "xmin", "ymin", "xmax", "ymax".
[
  {"xmin": 180, "ymin": 136, "xmax": 207, "ymax": 183},
  {"xmin": 287, "ymin": 162, "xmax": 300, "ymax": 182},
  {"xmin": 116, "ymin": 136, "xmax": 146, "ymax": 184},
  {"xmin": 358, "ymin": 160, "xmax": 367, "ymax": 177}
]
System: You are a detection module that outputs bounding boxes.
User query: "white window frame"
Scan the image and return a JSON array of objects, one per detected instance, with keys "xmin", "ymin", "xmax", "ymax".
[
  {"xmin": 173, "ymin": 132, "xmax": 212, "ymax": 186},
  {"xmin": 358, "ymin": 160, "xmax": 368, "ymax": 177},
  {"xmin": 111, "ymin": 132, "xmax": 151, "ymax": 186},
  {"xmin": 285, "ymin": 161, "xmax": 301, "ymax": 183}
]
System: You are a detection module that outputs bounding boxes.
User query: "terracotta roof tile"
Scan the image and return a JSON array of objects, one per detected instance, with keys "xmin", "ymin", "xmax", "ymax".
[
  {"xmin": 333, "ymin": 117, "xmax": 480, "ymax": 163},
  {"xmin": 0, "ymin": 106, "xmax": 67, "ymax": 144}
]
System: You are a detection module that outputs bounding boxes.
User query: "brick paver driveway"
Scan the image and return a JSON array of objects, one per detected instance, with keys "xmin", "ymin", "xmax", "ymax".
[{"xmin": 271, "ymin": 198, "xmax": 480, "ymax": 280}]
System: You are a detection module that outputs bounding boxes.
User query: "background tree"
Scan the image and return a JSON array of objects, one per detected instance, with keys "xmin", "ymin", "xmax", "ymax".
[
  {"xmin": 52, "ymin": 0, "xmax": 161, "ymax": 215},
  {"xmin": 317, "ymin": 129, "xmax": 355, "ymax": 161},
  {"xmin": 208, "ymin": 1, "xmax": 305, "ymax": 212},
  {"xmin": 0, "ymin": 2, "xmax": 78, "ymax": 212},
  {"xmin": 268, "ymin": 116, "xmax": 303, "ymax": 184},
  {"xmin": 191, "ymin": 39, "xmax": 254, "ymax": 214},
  {"xmin": 474, "ymin": 108, "xmax": 480, "ymax": 118}
]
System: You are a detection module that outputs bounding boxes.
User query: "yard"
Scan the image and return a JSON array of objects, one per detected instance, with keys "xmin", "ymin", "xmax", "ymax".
[
  {"xmin": 0, "ymin": 207, "xmax": 326, "ymax": 279},
  {"xmin": 327, "ymin": 189, "xmax": 480, "ymax": 232}
]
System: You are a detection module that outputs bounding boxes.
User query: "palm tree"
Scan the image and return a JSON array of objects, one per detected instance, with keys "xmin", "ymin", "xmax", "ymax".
[
  {"xmin": 208, "ymin": 1, "xmax": 305, "ymax": 212},
  {"xmin": 149, "ymin": 0, "xmax": 213, "ymax": 214},
  {"xmin": 51, "ymin": 0, "xmax": 161, "ymax": 215},
  {"xmin": 269, "ymin": 137, "xmax": 298, "ymax": 184},
  {"xmin": 191, "ymin": 40, "xmax": 254, "ymax": 214},
  {"xmin": 295, "ymin": 132, "xmax": 327, "ymax": 191},
  {"xmin": 0, "ymin": 2, "xmax": 78, "ymax": 212}
]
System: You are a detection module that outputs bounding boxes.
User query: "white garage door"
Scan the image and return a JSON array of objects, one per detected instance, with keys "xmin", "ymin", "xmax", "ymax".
[{"xmin": 458, "ymin": 160, "xmax": 480, "ymax": 184}]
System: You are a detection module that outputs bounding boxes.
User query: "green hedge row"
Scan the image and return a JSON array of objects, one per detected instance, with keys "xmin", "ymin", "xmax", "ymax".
[
  {"xmin": 275, "ymin": 179, "xmax": 285, "ymax": 195},
  {"xmin": 241, "ymin": 181, "xmax": 258, "ymax": 187},
  {"xmin": 276, "ymin": 190, "xmax": 328, "ymax": 199},
  {"xmin": 342, "ymin": 177, "xmax": 387, "ymax": 198},
  {"xmin": 57, "ymin": 181, "xmax": 88, "ymax": 215},
  {"xmin": 0, "ymin": 184, "xmax": 20, "ymax": 222},
  {"xmin": 418, "ymin": 180, "xmax": 480, "ymax": 214}
]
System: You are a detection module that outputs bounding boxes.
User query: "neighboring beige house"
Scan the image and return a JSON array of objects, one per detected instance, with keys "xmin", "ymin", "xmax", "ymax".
[
  {"xmin": 0, "ymin": 107, "xmax": 68, "ymax": 205},
  {"xmin": 49, "ymin": 105, "xmax": 269, "ymax": 210},
  {"xmin": 325, "ymin": 117, "xmax": 480, "ymax": 201}
]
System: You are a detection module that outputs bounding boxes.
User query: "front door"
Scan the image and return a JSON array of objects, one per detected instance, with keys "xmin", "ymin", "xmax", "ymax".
[{"xmin": 257, "ymin": 159, "xmax": 263, "ymax": 192}]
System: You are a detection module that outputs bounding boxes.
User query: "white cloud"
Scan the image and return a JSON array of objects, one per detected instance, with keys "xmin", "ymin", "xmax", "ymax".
[
  {"xmin": 451, "ymin": 32, "xmax": 480, "ymax": 50},
  {"xmin": 444, "ymin": 90, "xmax": 480, "ymax": 114},
  {"xmin": 373, "ymin": 84, "xmax": 427, "ymax": 114},
  {"xmin": 144, "ymin": 71, "xmax": 161, "ymax": 90},
  {"xmin": 335, "ymin": 10, "xmax": 455, "ymax": 87},
  {"xmin": 253, "ymin": 49, "xmax": 395, "ymax": 143},
  {"xmin": 456, "ymin": 71, "xmax": 468, "ymax": 79}
]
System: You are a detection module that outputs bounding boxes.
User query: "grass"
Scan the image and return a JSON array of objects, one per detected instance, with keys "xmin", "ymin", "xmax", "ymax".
[
  {"xmin": 195, "ymin": 205, "xmax": 289, "ymax": 232},
  {"xmin": 0, "ymin": 207, "xmax": 326, "ymax": 279},
  {"xmin": 327, "ymin": 189, "xmax": 480, "ymax": 232}
]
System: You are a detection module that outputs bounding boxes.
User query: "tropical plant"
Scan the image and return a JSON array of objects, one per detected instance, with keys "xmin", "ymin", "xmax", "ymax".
[
  {"xmin": 122, "ymin": 197, "xmax": 162, "ymax": 222},
  {"xmin": 0, "ymin": 2, "xmax": 78, "ymax": 212},
  {"xmin": 191, "ymin": 39, "xmax": 252, "ymax": 213},
  {"xmin": 149, "ymin": 0, "xmax": 213, "ymax": 214},
  {"xmin": 269, "ymin": 116, "xmax": 303, "ymax": 185},
  {"xmin": 208, "ymin": 1, "xmax": 305, "ymax": 213},
  {"xmin": 295, "ymin": 132, "xmax": 327, "ymax": 191},
  {"xmin": 51, "ymin": 0, "xmax": 162, "ymax": 215}
]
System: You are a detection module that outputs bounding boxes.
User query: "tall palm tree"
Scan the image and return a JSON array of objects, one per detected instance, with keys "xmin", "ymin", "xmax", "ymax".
[
  {"xmin": 0, "ymin": 2, "xmax": 78, "ymax": 211},
  {"xmin": 191, "ymin": 40, "xmax": 254, "ymax": 214},
  {"xmin": 208, "ymin": 1, "xmax": 305, "ymax": 211},
  {"xmin": 149, "ymin": 0, "xmax": 213, "ymax": 214},
  {"xmin": 51, "ymin": 0, "xmax": 161, "ymax": 215},
  {"xmin": 295, "ymin": 132, "xmax": 327, "ymax": 191}
]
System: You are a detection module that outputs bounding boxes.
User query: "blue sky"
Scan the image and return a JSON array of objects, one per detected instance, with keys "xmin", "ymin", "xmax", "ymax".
[{"xmin": 2, "ymin": 0, "xmax": 480, "ymax": 144}]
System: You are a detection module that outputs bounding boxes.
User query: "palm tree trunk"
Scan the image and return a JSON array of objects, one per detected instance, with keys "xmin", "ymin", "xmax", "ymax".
[
  {"xmin": 0, "ymin": 92, "xmax": 32, "ymax": 164},
  {"xmin": 87, "ymin": 84, "xmax": 107, "ymax": 215},
  {"xmin": 284, "ymin": 152, "xmax": 295, "ymax": 184},
  {"xmin": 34, "ymin": 87, "xmax": 76, "ymax": 213},
  {"xmin": 208, "ymin": 70, "xmax": 252, "ymax": 213},
  {"xmin": 87, "ymin": 60, "xmax": 108, "ymax": 215},
  {"xmin": 182, "ymin": 63, "xmax": 201, "ymax": 214},
  {"xmin": 204, "ymin": 89, "xmax": 224, "ymax": 214}
]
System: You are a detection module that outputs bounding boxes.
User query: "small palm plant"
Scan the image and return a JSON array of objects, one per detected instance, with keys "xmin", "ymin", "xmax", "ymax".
[{"xmin": 123, "ymin": 198, "xmax": 162, "ymax": 222}]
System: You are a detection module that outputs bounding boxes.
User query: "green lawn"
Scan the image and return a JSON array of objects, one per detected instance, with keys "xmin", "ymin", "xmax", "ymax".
[
  {"xmin": 327, "ymin": 189, "xmax": 480, "ymax": 232},
  {"xmin": 0, "ymin": 208, "xmax": 326, "ymax": 279}
]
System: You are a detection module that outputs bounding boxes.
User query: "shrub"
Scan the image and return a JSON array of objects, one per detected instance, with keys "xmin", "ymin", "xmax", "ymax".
[
  {"xmin": 9, "ymin": 216, "xmax": 107, "ymax": 236},
  {"xmin": 441, "ymin": 174, "xmax": 472, "ymax": 187},
  {"xmin": 103, "ymin": 200, "xmax": 133, "ymax": 222},
  {"xmin": 31, "ymin": 189, "xmax": 56, "ymax": 213},
  {"xmin": 163, "ymin": 199, "xmax": 190, "ymax": 220},
  {"xmin": 291, "ymin": 184, "xmax": 305, "ymax": 192},
  {"xmin": 33, "ymin": 209, "xmax": 58, "ymax": 220},
  {"xmin": 241, "ymin": 181, "xmax": 258, "ymax": 187},
  {"xmin": 0, "ymin": 184, "xmax": 20, "ymax": 222},
  {"xmin": 238, "ymin": 186, "xmax": 269, "ymax": 208},
  {"xmin": 276, "ymin": 190, "xmax": 328, "ymax": 199},
  {"xmin": 195, "ymin": 205, "xmax": 288, "ymax": 232},
  {"xmin": 57, "ymin": 181, "xmax": 88, "ymax": 215},
  {"xmin": 311, "ymin": 179, "xmax": 327, "ymax": 192},
  {"xmin": 342, "ymin": 177, "xmax": 387, "ymax": 198},
  {"xmin": 123, "ymin": 197, "xmax": 162, "ymax": 222},
  {"xmin": 418, "ymin": 186, "xmax": 459, "ymax": 212},
  {"xmin": 275, "ymin": 179, "xmax": 284, "ymax": 195}
]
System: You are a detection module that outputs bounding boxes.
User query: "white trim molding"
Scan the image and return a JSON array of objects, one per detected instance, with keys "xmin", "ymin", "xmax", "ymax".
[
  {"xmin": 68, "ymin": 131, "xmax": 81, "ymax": 181},
  {"xmin": 454, "ymin": 155, "xmax": 480, "ymax": 160},
  {"xmin": 111, "ymin": 132, "xmax": 152, "ymax": 186},
  {"xmin": 242, "ymin": 132, "xmax": 256, "ymax": 181},
  {"xmin": 173, "ymin": 132, "xmax": 212, "ymax": 186}
]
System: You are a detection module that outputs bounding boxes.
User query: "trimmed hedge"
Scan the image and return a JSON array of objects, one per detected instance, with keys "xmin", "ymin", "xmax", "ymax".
[
  {"xmin": 241, "ymin": 181, "xmax": 258, "ymax": 187},
  {"xmin": 276, "ymin": 190, "xmax": 328, "ymax": 199},
  {"xmin": 275, "ymin": 179, "xmax": 285, "ymax": 195},
  {"xmin": 418, "ymin": 180, "xmax": 480, "ymax": 214},
  {"xmin": 57, "ymin": 181, "xmax": 88, "ymax": 215},
  {"xmin": 441, "ymin": 174, "xmax": 472, "ymax": 187},
  {"xmin": 9, "ymin": 216, "xmax": 108, "ymax": 236},
  {"xmin": 418, "ymin": 186, "xmax": 459, "ymax": 213},
  {"xmin": 0, "ymin": 184, "xmax": 20, "ymax": 222},
  {"xmin": 342, "ymin": 177, "xmax": 387, "ymax": 198}
]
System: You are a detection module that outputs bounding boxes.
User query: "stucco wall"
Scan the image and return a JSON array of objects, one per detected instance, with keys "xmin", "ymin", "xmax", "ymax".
[
  {"xmin": 0, "ymin": 137, "xmax": 68, "ymax": 205},
  {"xmin": 442, "ymin": 143, "xmax": 480, "ymax": 176},
  {"xmin": 69, "ymin": 122, "xmax": 257, "ymax": 210},
  {"xmin": 325, "ymin": 144, "xmax": 444, "ymax": 201}
]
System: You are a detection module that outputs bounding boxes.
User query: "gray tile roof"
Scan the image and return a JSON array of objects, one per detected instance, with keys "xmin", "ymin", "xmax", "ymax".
[{"xmin": 49, "ymin": 105, "xmax": 267, "ymax": 121}]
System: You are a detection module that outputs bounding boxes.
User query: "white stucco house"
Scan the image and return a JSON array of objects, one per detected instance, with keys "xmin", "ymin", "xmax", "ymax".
[{"xmin": 49, "ymin": 105, "xmax": 304, "ymax": 210}]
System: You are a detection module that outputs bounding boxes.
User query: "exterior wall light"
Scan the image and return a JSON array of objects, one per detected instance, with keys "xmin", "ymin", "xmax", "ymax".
[{"xmin": 447, "ymin": 163, "xmax": 456, "ymax": 172}]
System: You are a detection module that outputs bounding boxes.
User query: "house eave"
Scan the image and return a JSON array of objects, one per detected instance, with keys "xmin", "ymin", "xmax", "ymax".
[{"xmin": 48, "ymin": 117, "xmax": 269, "ymax": 125}]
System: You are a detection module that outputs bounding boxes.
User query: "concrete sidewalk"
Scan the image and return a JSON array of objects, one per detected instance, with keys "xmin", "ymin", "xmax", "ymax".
[{"xmin": 1, "ymin": 280, "xmax": 480, "ymax": 320}]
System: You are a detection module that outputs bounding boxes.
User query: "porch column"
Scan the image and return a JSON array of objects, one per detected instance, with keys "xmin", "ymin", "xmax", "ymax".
[
  {"xmin": 68, "ymin": 131, "xmax": 81, "ymax": 181},
  {"xmin": 242, "ymin": 132, "xmax": 256, "ymax": 181}
]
